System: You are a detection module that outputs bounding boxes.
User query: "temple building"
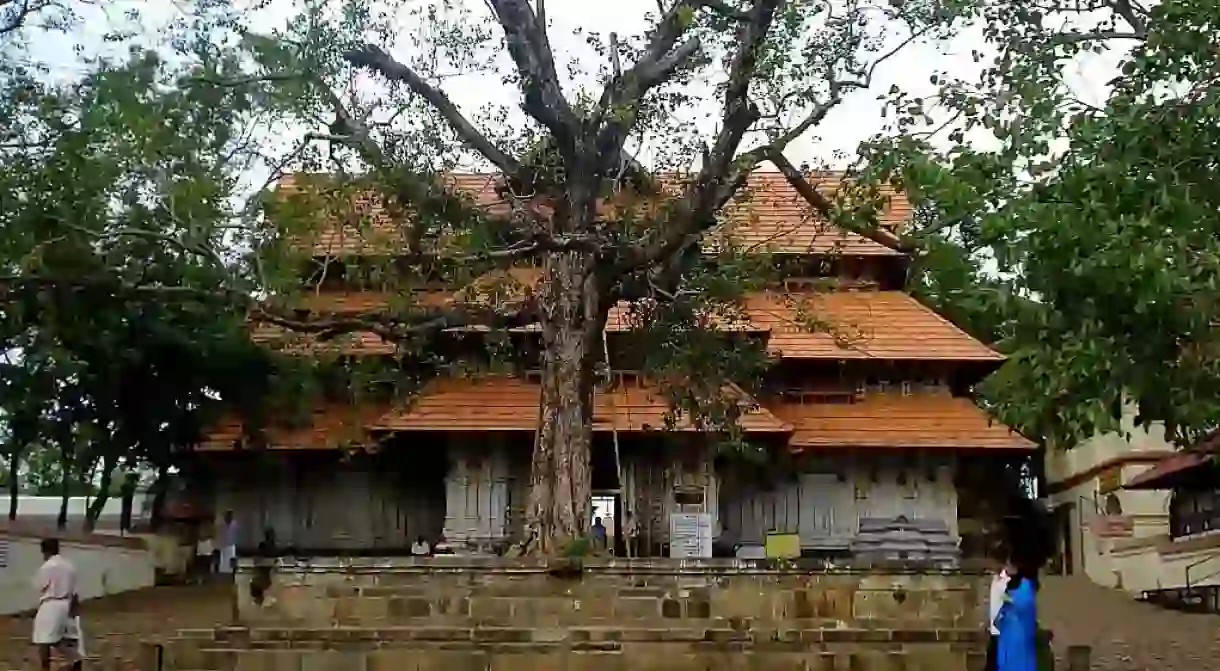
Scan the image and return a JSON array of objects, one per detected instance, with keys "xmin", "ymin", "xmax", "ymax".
[{"xmin": 191, "ymin": 172, "xmax": 1034, "ymax": 560}]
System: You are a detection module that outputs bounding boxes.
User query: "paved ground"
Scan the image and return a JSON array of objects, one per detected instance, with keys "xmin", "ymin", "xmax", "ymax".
[
  {"xmin": 2, "ymin": 575, "xmax": 1218, "ymax": 670},
  {"xmin": 1039, "ymin": 575, "xmax": 1220, "ymax": 670},
  {"xmin": 0, "ymin": 583, "xmax": 231, "ymax": 670}
]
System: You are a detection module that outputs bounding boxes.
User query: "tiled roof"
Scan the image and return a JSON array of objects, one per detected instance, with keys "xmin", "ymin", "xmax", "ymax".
[
  {"xmin": 195, "ymin": 404, "xmax": 386, "ymax": 451},
  {"xmin": 1124, "ymin": 450, "xmax": 1213, "ymax": 490},
  {"xmin": 770, "ymin": 390, "xmax": 1034, "ymax": 451},
  {"xmin": 198, "ymin": 385, "xmax": 1029, "ymax": 452},
  {"xmin": 367, "ymin": 375, "xmax": 792, "ymax": 434},
  {"xmin": 745, "ymin": 290, "xmax": 1003, "ymax": 361},
  {"xmin": 278, "ymin": 171, "xmax": 907, "ymax": 257},
  {"xmin": 250, "ymin": 287, "xmax": 1001, "ymax": 362}
]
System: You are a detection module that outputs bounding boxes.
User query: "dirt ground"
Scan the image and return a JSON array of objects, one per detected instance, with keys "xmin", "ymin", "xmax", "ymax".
[
  {"xmin": 1039, "ymin": 575, "xmax": 1220, "ymax": 670},
  {"xmin": 0, "ymin": 583, "xmax": 231, "ymax": 670}
]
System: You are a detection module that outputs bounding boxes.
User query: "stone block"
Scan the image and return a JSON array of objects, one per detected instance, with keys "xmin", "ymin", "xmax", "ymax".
[
  {"xmin": 512, "ymin": 596, "xmax": 575, "ymax": 624},
  {"xmin": 412, "ymin": 650, "xmax": 490, "ymax": 671},
  {"xmin": 299, "ymin": 650, "xmax": 367, "ymax": 671},
  {"xmin": 468, "ymin": 596, "xmax": 514, "ymax": 621},
  {"xmin": 488, "ymin": 651, "xmax": 567, "ymax": 671},
  {"xmin": 567, "ymin": 652, "xmax": 625, "ymax": 671},
  {"xmin": 472, "ymin": 627, "xmax": 533, "ymax": 643},
  {"xmin": 233, "ymin": 650, "xmax": 306, "ymax": 671},
  {"xmin": 365, "ymin": 648, "xmax": 417, "ymax": 671},
  {"xmin": 711, "ymin": 585, "xmax": 772, "ymax": 619},
  {"xmin": 612, "ymin": 597, "xmax": 659, "ymax": 620}
]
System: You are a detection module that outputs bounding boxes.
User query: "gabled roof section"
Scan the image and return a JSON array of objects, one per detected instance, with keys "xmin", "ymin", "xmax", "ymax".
[
  {"xmin": 275, "ymin": 171, "xmax": 908, "ymax": 258},
  {"xmin": 771, "ymin": 389, "xmax": 1034, "ymax": 451},
  {"xmin": 745, "ymin": 290, "xmax": 1003, "ymax": 361},
  {"xmin": 367, "ymin": 374, "xmax": 791, "ymax": 434},
  {"xmin": 195, "ymin": 403, "xmax": 387, "ymax": 451},
  {"xmin": 250, "ymin": 286, "xmax": 1001, "ymax": 363}
]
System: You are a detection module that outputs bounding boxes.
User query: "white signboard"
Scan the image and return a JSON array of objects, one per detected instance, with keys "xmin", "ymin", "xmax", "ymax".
[{"xmin": 669, "ymin": 513, "xmax": 712, "ymax": 559}]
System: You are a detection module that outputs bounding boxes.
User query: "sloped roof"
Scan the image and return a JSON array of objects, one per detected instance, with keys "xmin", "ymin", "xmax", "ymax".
[
  {"xmin": 1124, "ymin": 450, "xmax": 1214, "ymax": 490},
  {"xmin": 277, "ymin": 171, "xmax": 907, "ymax": 257},
  {"xmin": 252, "ymin": 288, "xmax": 1001, "ymax": 362},
  {"xmin": 771, "ymin": 390, "xmax": 1034, "ymax": 451},
  {"xmin": 195, "ymin": 403, "xmax": 387, "ymax": 451},
  {"xmin": 367, "ymin": 375, "xmax": 791, "ymax": 434},
  {"xmin": 745, "ymin": 290, "xmax": 1003, "ymax": 361}
]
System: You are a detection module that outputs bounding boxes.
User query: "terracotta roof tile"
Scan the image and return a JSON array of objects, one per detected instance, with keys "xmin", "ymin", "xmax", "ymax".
[
  {"xmin": 195, "ymin": 404, "xmax": 386, "ymax": 452},
  {"xmin": 252, "ymin": 287, "xmax": 1000, "ymax": 362},
  {"xmin": 771, "ymin": 390, "xmax": 1034, "ymax": 451},
  {"xmin": 368, "ymin": 375, "xmax": 791, "ymax": 434},
  {"xmin": 278, "ymin": 171, "xmax": 907, "ymax": 257},
  {"xmin": 745, "ymin": 290, "xmax": 1003, "ymax": 361}
]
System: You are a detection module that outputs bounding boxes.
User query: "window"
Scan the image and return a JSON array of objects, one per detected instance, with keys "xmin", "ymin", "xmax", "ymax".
[{"xmin": 1169, "ymin": 488, "xmax": 1220, "ymax": 538}]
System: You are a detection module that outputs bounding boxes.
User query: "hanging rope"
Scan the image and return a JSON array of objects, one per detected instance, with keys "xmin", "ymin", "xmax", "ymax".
[{"xmin": 602, "ymin": 327, "xmax": 625, "ymax": 511}]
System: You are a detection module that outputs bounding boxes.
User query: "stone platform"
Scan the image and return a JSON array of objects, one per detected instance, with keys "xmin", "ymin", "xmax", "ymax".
[{"xmin": 158, "ymin": 557, "xmax": 990, "ymax": 670}]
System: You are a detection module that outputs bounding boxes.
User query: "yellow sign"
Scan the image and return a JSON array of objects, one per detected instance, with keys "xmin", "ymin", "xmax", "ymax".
[
  {"xmin": 765, "ymin": 532, "xmax": 801, "ymax": 559},
  {"xmin": 1098, "ymin": 467, "xmax": 1123, "ymax": 493}
]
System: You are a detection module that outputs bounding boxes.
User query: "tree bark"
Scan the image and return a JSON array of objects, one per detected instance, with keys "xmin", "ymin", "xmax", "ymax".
[
  {"xmin": 57, "ymin": 463, "xmax": 70, "ymax": 530},
  {"xmin": 84, "ymin": 454, "xmax": 118, "ymax": 531},
  {"xmin": 6, "ymin": 445, "xmax": 19, "ymax": 521},
  {"xmin": 149, "ymin": 464, "xmax": 169, "ymax": 533},
  {"xmin": 525, "ymin": 246, "xmax": 603, "ymax": 555}
]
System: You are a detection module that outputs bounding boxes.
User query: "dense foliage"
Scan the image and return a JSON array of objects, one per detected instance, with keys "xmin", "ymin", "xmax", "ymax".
[{"xmin": 849, "ymin": 0, "xmax": 1220, "ymax": 447}]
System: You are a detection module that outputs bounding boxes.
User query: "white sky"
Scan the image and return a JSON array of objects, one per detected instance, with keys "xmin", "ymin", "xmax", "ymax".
[{"xmin": 17, "ymin": 0, "xmax": 1124, "ymax": 173}]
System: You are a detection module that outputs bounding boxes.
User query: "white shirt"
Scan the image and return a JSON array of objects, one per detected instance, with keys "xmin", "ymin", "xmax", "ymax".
[
  {"xmin": 410, "ymin": 541, "xmax": 431, "ymax": 556},
  {"xmin": 196, "ymin": 538, "xmax": 214, "ymax": 556},
  {"xmin": 219, "ymin": 520, "xmax": 238, "ymax": 548},
  {"xmin": 34, "ymin": 554, "xmax": 77, "ymax": 603},
  {"xmin": 988, "ymin": 569, "xmax": 1009, "ymax": 635}
]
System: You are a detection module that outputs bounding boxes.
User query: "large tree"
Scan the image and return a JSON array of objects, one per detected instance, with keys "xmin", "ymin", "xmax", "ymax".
[{"xmin": 195, "ymin": 0, "xmax": 966, "ymax": 553}]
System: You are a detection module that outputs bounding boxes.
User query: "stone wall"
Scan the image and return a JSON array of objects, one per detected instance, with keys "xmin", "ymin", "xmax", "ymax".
[
  {"xmin": 0, "ymin": 522, "xmax": 155, "ymax": 615},
  {"xmin": 161, "ymin": 557, "xmax": 990, "ymax": 671}
]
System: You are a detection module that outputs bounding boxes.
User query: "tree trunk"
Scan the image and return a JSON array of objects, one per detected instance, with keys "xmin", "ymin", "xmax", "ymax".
[
  {"xmin": 525, "ymin": 248, "xmax": 603, "ymax": 555},
  {"xmin": 6, "ymin": 445, "xmax": 19, "ymax": 521},
  {"xmin": 84, "ymin": 455, "xmax": 118, "ymax": 532},
  {"xmin": 150, "ymin": 464, "xmax": 169, "ymax": 533},
  {"xmin": 57, "ymin": 467, "xmax": 70, "ymax": 530}
]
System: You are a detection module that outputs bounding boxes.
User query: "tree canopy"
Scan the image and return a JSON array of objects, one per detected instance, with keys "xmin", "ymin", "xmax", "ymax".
[{"xmin": 853, "ymin": 0, "xmax": 1220, "ymax": 448}]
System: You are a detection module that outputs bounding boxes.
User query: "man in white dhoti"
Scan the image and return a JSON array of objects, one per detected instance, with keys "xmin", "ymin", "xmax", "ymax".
[
  {"xmin": 31, "ymin": 538, "xmax": 82, "ymax": 671},
  {"xmin": 217, "ymin": 510, "xmax": 238, "ymax": 575}
]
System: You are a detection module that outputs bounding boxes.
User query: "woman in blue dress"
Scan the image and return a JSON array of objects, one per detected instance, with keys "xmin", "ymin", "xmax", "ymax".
[{"xmin": 995, "ymin": 562, "xmax": 1039, "ymax": 671}]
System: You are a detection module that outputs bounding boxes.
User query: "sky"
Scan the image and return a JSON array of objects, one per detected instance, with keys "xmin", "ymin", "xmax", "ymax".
[{"xmin": 16, "ymin": 0, "xmax": 1123, "ymax": 175}]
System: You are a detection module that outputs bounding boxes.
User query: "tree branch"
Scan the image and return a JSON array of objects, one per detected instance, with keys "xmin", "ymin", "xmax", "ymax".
[
  {"xmin": 592, "ymin": 0, "xmax": 709, "ymax": 179},
  {"xmin": 614, "ymin": 0, "xmax": 783, "ymax": 275},
  {"xmin": 768, "ymin": 150, "xmax": 911, "ymax": 254},
  {"xmin": 0, "ymin": 0, "xmax": 49, "ymax": 36},
  {"xmin": 1049, "ymin": 30, "xmax": 1145, "ymax": 44},
  {"xmin": 342, "ymin": 44, "xmax": 522, "ymax": 177},
  {"xmin": 484, "ymin": 0, "xmax": 580, "ymax": 151},
  {"xmin": 249, "ymin": 299, "xmax": 539, "ymax": 343}
]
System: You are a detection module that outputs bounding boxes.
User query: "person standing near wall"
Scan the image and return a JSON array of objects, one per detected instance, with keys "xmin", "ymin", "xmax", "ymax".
[
  {"xmin": 986, "ymin": 550, "xmax": 1014, "ymax": 671},
  {"xmin": 217, "ymin": 510, "xmax": 238, "ymax": 575},
  {"xmin": 30, "ymin": 537, "xmax": 82, "ymax": 671}
]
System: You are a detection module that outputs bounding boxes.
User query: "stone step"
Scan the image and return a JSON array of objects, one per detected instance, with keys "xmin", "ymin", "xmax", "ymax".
[
  {"xmin": 162, "ymin": 642, "xmax": 979, "ymax": 671},
  {"xmin": 240, "ymin": 591, "xmax": 971, "ymax": 627},
  {"xmin": 174, "ymin": 624, "xmax": 983, "ymax": 645}
]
